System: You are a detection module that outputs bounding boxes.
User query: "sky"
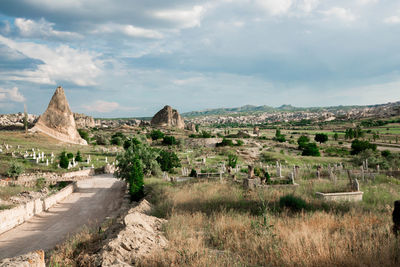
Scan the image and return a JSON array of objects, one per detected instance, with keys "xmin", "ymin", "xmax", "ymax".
[{"xmin": 0, "ymin": 0, "xmax": 400, "ymax": 117}]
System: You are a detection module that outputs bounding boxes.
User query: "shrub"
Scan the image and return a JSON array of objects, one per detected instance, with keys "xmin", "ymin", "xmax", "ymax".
[
  {"xmin": 381, "ymin": 150, "xmax": 391, "ymax": 158},
  {"xmin": 274, "ymin": 128, "xmax": 286, "ymax": 142},
  {"xmin": 279, "ymin": 194, "xmax": 307, "ymax": 212},
  {"xmin": 189, "ymin": 169, "xmax": 197, "ymax": 177},
  {"xmin": 227, "ymin": 154, "xmax": 238, "ymax": 168},
  {"xmin": 216, "ymin": 138, "xmax": 234, "ymax": 147},
  {"xmin": 236, "ymin": 139, "xmax": 244, "ymax": 146},
  {"xmin": 78, "ymin": 129, "xmax": 89, "ymax": 142},
  {"xmin": 111, "ymin": 135, "xmax": 123, "ymax": 146},
  {"xmin": 128, "ymin": 156, "xmax": 144, "ymax": 201},
  {"xmin": 301, "ymin": 143, "xmax": 320, "ymax": 156},
  {"xmin": 297, "ymin": 135, "xmax": 310, "ymax": 150},
  {"xmin": 59, "ymin": 152, "xmax": 69, "ymax": 169},
  {"xmin": 36, "ymin": 177, "xmax": 46, "ymax": 189},
  {"xmin": 150, "ymin": 130, "xmax": 164, "ymax": 140},
  {"xmin": 67, "ymin": 152, "xmax": 74, "ymax": 159},
  {"xmin": 351, "ymin": 139, "xmax": 377, "ymax": 155},
  {"xmin": 314, "ymin": 133, "xmax": 328, "ymax": 144},
  {"xmin": 162, "ymin": 136, "xmax": 177, "ymax": 146},
  {"xmin": 6, "ymin": 162, "xmax": 24, "ymax": 179},
  {"xmin": 157, "ymin": 150, "xmax": 181, "ymax": 172},
  {"xmin": 123, "ymin": 137, "xmax": 141, "ymax": 150},
  {"xmin": 75, "ymin": 151, "xmax": 83, "ymax": 162},
  {"xmin": 95, "ymin": 134, "xmax": 108, "ymax": 145}
]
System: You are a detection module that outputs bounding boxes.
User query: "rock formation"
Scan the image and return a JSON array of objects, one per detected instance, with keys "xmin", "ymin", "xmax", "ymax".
[
  {"xmin": 74, "ymin": 113, "xmax": 95, "ymax": 128},
  {"xmin": 151, "ymin": 105, "xmax": 185, "ymax": 129},
  {"xmin": 185, "ymin": 122, "xmax": 197, "ymax": 132},
  {"xmin": 30, "ymin": 86, "xmax": 87, "ymax": 145},
  {"xmin": 0, "ymin": 113, "xmax": 38, "ymax": 130}
]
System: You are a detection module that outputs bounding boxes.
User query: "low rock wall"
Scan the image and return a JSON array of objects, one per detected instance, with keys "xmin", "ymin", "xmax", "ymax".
[
  {"xmin": 0, "ymin": 250, "xmax": 45, "ymax": 266},
  {"xmin": 0, "ymin": 182, "xmax": 76, "ymax": 235},
  {"xmin": 0, "ymin": 168, "xmax": 94, "ymax": 187}
]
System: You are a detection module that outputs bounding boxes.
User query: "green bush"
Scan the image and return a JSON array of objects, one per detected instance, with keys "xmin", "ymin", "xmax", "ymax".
[
  {"xmin": 95, "ymin": 134, "xmax": 108, "ymax": 145},
  {"xmin": 157, "ymin": 150, "xmax": 181, "ymax": 172},
  {"xmin": 78, "ymin": 129, "xmax": 90, "ymax": 142},
  {"xmin": 67, "ymin": 152, "xmax": 74, "ymax": 159},
  {"xmin": 6, "ymin": 162, "xmax": 24, "ymax": 179},
  {"xmin": 351, "ymin": 139, "xmax": 377, "ymax": 155},
  {"xmin": 279, "ymin": 194, "xmax": 307, "ymax": 212},
  {"xmin": 150, "ymin": 130, "xmax": 165, "ymax": 140},
  {"xmin": 297, "ymin": 135, "xmax": 310, "ymax": 150},
  {"xmin": 314, "ymin": 133, "xmax": 328, "ymax": 144},
  {"xmin": 236, "ymin": 139, "xmax": 244, "ymax": 146},
  {"xmin": 301, "ymin": 143, "xmax": 320, "ymax": 156},
  {"xmin": 189, "ymin": 169, "xmax": 197, "ymax": 177},
  {"xmin": 59, "ymin": 152, "xmax": 69, "ymax": 169},
  {"xmin": 162, "ymin": 136, "xmax": 177, "ymax": 145},
  {"xmin": 36, "ymin": 177, "xmax": 46, "ymax": 189},
  {"xmin": 111, "ymin": 136, "xmax": 123, "ymax": 146},
  {"xmin": 227, "ymin": 154, "xmax": 238, "ymax": 168},
  {"xmin": 75, "ymin": 150, "xmax": 83, "ymax": 162},
  {"xmin": 216, "ymin": 138, "xmax": 234, "ymax": 147},
  {"xmin": 123, "ymin": 137, "xmax": 141, "ymax": 150}
]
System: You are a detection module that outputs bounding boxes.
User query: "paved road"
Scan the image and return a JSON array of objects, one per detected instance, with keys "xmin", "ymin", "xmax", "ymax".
[{"xmin": 0, "ymin": 174, "xmax": 126, "ymax": 259}]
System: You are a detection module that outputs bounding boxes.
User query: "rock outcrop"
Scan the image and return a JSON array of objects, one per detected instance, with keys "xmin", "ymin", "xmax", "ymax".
[
  {"xmin": 151, "ymin": 105, "xmax": 185, "ymax": 129},
  {"xmin": 30, "ymin": 86, "xmax": 87, "ymax": 145},
  {"xmin": 185, "ymin": 122, "xmax": 197, "ymax": 132},
  {"xmin": 0, "ymin": 113, "xmax": 38, "ymax": 130},
  {"xmin": 0, "ymin": 250, "xmax": 45, "ymax": 267},
  {"xmin": 73, "ymin": 113, "xmax": 95, "ymax": 128},
  {"xmin": 100, "ymin": 200, "xmax": 167, "ymax": 266}
]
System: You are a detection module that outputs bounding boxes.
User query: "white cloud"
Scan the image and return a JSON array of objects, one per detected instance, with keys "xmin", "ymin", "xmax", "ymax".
[
  {"xmin": 256, "ymin": 0, "xmax": 293, "ymax": 15},
  {"xmin": 298, "ymin": 0, "xmax": 319, "ymax": 13},
  {"xmin": 172, "ymin": 76, "xmax": 204, "ymax": 85},
  {"xmin": 15, "ymin": 18, "xmax": 82, "ymax": 40},
  {"xmin": 93, "ymin": 23, "xmax": 163, "ymax": 39},
  {"xmin": 383, "ymin": 16, "xmax": 400, "ymax": 24},
  {"xmin": 356, "ymin": 0, "xmax": 379, "ymax": 5},
  {"xmin": 0, "ymin": 35, "xmax": 103, "ymax": 86},
  {"xmin": 321, "ymin": 7, "xmax": 356, "ymax": 22},
  {"xmin": 153, "ymin": 5, "xmax": 205, "ymax": 28},
  {"xmin": 0, "ymin": 87, "xmax": 25, "ymax": 102},
  {"xmin": 82, "ymin": 100, "xmax": 135, "ymax": 113}
]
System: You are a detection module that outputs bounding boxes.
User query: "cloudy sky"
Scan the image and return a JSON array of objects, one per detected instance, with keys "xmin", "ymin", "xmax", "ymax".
[{"xmin": 0, "ymin": 0, "xmax": 399, "ymax": 117}]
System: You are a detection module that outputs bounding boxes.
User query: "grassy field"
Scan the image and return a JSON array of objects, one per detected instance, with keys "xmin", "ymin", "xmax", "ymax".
[{"xmin": 138, "ymin": 176, "xmax": 399, "ymax": 267}]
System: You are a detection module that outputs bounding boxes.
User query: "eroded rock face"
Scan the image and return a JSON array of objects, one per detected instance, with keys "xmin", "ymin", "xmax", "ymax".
[
  {"xmin": 185, "ymin": 122, "xmax": 197, "ymax": 132},
  {"xmin": 73, "ymin": 113, "xmax": 95, "ymax": 128},
  {"xmin": 0, "ymin": 113, "xmax": 38, "ymax": 130},
  {"xmin": 151, "ymin": 105, "xmax": 185, "ymax": 129},
  {"xmin": 30, "ymin": 86, "xmax": 87, "ymax": 145}
]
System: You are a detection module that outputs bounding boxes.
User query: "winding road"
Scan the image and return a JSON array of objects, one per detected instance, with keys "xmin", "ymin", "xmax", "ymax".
[{"xmin": 0, "ymin": 174, "xmax": 126, "ymax": 259}]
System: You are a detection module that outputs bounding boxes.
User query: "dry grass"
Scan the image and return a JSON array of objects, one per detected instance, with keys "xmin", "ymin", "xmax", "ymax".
[{"xmin": 140, "ymin": 180, "xmax": 400, "ymax": 267}]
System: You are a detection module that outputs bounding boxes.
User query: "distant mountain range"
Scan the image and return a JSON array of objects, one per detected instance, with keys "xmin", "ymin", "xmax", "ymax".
[{"xmin": 181, "ymin": 102, "xmax": 400, "ymax": 118}]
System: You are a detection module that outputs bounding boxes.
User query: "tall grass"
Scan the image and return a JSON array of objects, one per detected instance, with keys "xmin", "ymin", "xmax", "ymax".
[{"xmin": 140, "ymin": 180, "xmax": 400, "ymax": 267}]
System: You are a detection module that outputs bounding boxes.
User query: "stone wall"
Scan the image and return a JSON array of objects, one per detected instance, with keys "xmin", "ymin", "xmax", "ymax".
[
  {"xmin": 0, "ymin": 168, "xmax": 94, "ymax": 187},
  {"xmin": 0, "ymin": 182, "xmax": 77, "ymax": 235},
  {"xmin": 0, "ymin": 250, "xmax": 45, "ymax": 266}
]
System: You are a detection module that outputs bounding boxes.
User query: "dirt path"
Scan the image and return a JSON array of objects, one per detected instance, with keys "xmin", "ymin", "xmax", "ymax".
[{"xmin": 0, "ymin": 174, "xmax": 126, "ymax": 259}]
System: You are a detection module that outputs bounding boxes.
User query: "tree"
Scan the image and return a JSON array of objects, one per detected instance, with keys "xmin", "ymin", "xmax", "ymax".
[
  {"xmin": 351, "ymin": 139, "xmax": 377, "ymax": 155},
  {"xmin": 333, "ymin": 133, "xmax": 339, "ymax": 141},
  {"xmin": 314, "ymin": 133, "xmax": 328, "ymax": 144},
  {"xmin": 150, "ymin": 130, "xmax": 164, "ymax": 140},
  {"xmin": 301, "ymin": 143, "xmax": 320, "ymax": 156},
  {"xmin": 297, "ymin": 135, "xmax": 310, "ymax": 150},
  {"xmin": 116, "ymin": 143, "xmax": 144, "ymax": 201},
  {"xmin": 157, "ymin": 150, "xmax": 181, "ymax": 172},
  {"xmin": 75, "ymin": 150, "xmax": 82, "ymax": 162},
  {"xmin": 67, "ymin": 152, "xmax": 74, "ymax": 159},
  {"xmin": 59, "ymin": 152, "xmax": 69, "ymax": 169}
]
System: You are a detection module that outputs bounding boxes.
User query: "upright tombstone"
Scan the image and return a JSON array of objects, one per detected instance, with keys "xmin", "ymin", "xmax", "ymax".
[{"xmin": 30, "ymin": 86, "xmax": 87, "ymax": 145}]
